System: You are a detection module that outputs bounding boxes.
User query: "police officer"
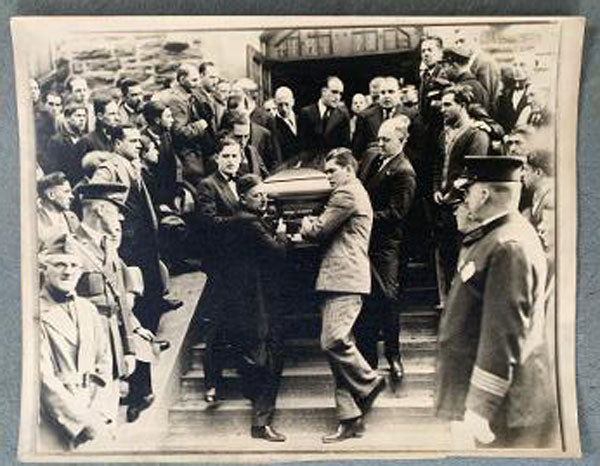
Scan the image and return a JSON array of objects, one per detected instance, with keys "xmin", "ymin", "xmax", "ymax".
[{"xmin": 435, "ymin": 156, "xmax": 557, "ymax": 449}]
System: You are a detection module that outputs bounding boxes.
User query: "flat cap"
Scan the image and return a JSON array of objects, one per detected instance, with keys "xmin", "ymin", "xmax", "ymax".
[
  {"xmin": 42, "ymin": 233, "xmax": 80, "ymax": 257},
  {"xmin": 443, "ymin": 45, "xmax": 472, "ymax": 62}
]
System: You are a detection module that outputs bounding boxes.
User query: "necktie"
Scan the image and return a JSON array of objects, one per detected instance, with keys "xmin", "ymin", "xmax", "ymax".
[
  {"xmin": 366, "ymin": 154, "xmax": 385, "ymax": 181},
  {"xmin": 322, "ymin": 108, "xmax": 332, "ymax": 132}
]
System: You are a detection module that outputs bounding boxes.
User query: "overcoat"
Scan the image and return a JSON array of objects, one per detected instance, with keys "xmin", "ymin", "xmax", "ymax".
[
  {"xmin": 359, "ymin": 151, "xmax": 417, "ymax": 297},
  {"xmin": 38, "ymin": 288, "xmax": 112, "ymax": 450},
  {"xmin": 435, "ymin": 213, "xmax": 556, "ymax": 437},
  {"xmin": 222, "ymin": 211, "xmax": 287, "ymax": 347}
]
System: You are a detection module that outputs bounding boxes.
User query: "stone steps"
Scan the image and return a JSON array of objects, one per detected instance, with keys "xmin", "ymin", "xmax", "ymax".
[
  {"xmin": 169, "ymin": 387, "xmax": 438, "ymax": 433},
  {"xmin": 188, "ymin": 334, "xmax": 438, "ymax": 371},
  {"xmin": 181, "ymin": 354, "xmax": 436, "ymax": 401}
]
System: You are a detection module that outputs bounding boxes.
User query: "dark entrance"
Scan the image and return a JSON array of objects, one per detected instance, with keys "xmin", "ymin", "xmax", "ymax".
[{"xmin": 266, "ymin": 51, "xmax": 420, "ymax": 109}]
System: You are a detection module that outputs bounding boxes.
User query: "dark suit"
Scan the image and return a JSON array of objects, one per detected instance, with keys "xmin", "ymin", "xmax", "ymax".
[
  {"xmin": 141, "ymin": 127, "xmax": 180, "ymax": 206},
  {"xmin": 352, "ymin": 104, "xmax": 406, "ymax": 160},
  {"xmin": 436, "ymin": 213, "xmax": 557, "ymax": 448},
  {"xmin": 297, "ymin": 103, "xmax": 350, "ymax": 168},
  {"xmin": 356, "ymin": 151, "xmax": 417, "ymax": 368},
  {"xmin": 496, "ymin": 85, "xmax": 530, "ymax": 134},
  {"xmin": 74, "ymin": 126, "xmax": 113, "ymax": 162},
  {"xmin": 274, "ymin": 114, "xmax": 300, "ymax": 167},
  {"xmin": 224, "ymin": 210, "xmax": 287, "ymax": 426},
  {"xmin": 42, "ymin": 127, "xmax": 85, "ymax": 185},
  {"xmin": 193, "ymin": 171, "xmax": 240, "ymax": 391},
  {"xmin": 433, "ymin": 125, "xmax": 490, "ymax": 301}
]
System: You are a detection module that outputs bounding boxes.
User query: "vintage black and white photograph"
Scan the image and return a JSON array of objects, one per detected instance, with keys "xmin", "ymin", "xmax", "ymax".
[{"xmin": 12, "ymin": 16, "xmax": 583, "ymax": 460}]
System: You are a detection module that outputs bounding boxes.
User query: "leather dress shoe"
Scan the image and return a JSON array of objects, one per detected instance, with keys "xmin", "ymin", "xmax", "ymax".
[
  {"xmin": 251, "ymin": 425, "xmax": 287, "ymax": 442},
  {"xmin": 358, "ymin": 376, "xmax": 386, "ymax": 415},
  {"xmin": 160, "ymin": 298, "xmax": 183, "ymax": 312},
  {"xmin": 389, "ymin": 359, "xmax": 404, "ymax": 390},
  {"xmin": 126, "ymin": 393, "xmax": 155, "ymax": 423},
  {"xmin": 322, "ymin": 418, "xmax": 364, "ymax": 443}
]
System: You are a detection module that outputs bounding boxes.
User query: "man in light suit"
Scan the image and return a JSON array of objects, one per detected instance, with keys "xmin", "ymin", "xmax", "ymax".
[
  {"xmin": 352, "ymin": 77, "xmax": 407, "ymax": 160},
  {"xmin": 297, "ymin": 76, "xmax": 350, "ymax": 168},
  {"xmin": 355, "ymin": 116, "xmax": 417, "ymax": 388},
  {"xmin": 300, "ymin": 148, "xmax": 386, "ymax": 443},
  {"xmin": 38, "ymin": 233, "xmax": 113, "ymax": 451}
]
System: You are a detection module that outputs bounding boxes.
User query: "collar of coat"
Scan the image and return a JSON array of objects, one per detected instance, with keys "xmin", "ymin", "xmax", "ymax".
[{"xmin": 462, "ymin": 212, "xmax": 515, "ymax": 246}]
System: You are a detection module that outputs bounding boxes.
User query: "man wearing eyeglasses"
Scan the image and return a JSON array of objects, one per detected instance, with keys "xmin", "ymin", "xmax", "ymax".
[{"xmin": 38, "ymin": 234, "xmax": 113, "ymax": 450}]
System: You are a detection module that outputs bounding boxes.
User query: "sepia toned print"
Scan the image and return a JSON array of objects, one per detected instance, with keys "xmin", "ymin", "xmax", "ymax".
[{"xmin": 12, "ymin": 16, "xmax": 583, "ymax": 460}]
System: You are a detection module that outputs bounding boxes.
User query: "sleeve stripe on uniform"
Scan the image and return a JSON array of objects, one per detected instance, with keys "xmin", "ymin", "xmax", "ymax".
[{"xmin": 471, "ymin": 365, "xmax": 510, "ymax": 398}]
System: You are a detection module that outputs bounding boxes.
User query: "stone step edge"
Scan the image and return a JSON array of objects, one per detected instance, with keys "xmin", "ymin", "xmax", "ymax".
[
  {"xmin": 191, "ymin": 335, "xmax": 438, "ymax": 352},
  {"xmin": 181, "ymin": 363, "xmax": 436, "ymax": 381},
  {"xmin": 170, "ymin": 392, "xmax": 435, "ymax": 412}
]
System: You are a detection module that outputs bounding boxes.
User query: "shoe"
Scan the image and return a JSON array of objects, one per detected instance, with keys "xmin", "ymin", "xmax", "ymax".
[
  {"xmin": 322, "ymin": 418, "xmax": 364, "ymax": 443},
  {"xmin": 204, "ymin": 388, "xmax": 217, "ymax": 405},
  {"xmin": 126, "ymin": 393, "xmax": 155, "ymax": 423},
  {"xmin": 160, "ymin": 298, "xmax": 183, "ymax": 312},
  {"xmin": 358, "ymin": 376, "xmax": 386, "ymax": 415},
  {"xmin": 388, "ymin": 359, "xmax": 404, "ymax": 391},
  {"xmin": 251, "ymin": 425, "xmax": 287, "ymax": 442}
]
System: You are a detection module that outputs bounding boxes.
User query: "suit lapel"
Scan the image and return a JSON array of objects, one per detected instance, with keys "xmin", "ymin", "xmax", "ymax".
[
  {"xmin": 214, "ymin": 173, "xmax": 238, "ymax": 210},
  {"xmin": 367, "ymin": 153, "xmax": 402, "ymax": 191}
]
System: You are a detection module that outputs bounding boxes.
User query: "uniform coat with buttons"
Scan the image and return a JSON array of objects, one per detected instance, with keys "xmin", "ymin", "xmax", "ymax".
[{"xmin": 435, "ymin": 213, "xmax": 557, "ymax": 447}]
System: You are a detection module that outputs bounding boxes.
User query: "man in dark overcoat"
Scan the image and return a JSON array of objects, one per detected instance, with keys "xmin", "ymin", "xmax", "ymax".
[
  {"xmin": 223, "ymin": 174, "xmax": 288, "ymax": 442},
  {"xmin": 355, "ymin": 116, "xmax": 416, "ymax": 388},
  {"xmin": 435, "ymin": 155, "xmax": 557, "ymax": 449}
]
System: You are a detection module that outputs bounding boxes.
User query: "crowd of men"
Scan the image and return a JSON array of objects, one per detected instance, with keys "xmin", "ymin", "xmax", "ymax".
[{"xmin": 32, "ymin": 31, "xmax": 557, "ymax": 450}]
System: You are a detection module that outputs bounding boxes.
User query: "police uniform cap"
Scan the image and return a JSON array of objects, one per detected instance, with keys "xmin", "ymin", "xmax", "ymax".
[
  {"xmin": 76, "ymin": 182, "xmax": 127, "ymax": 210},
  {"xmin": 463, "ymin": 155, "xmax": 525, "ymax": 182}
]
